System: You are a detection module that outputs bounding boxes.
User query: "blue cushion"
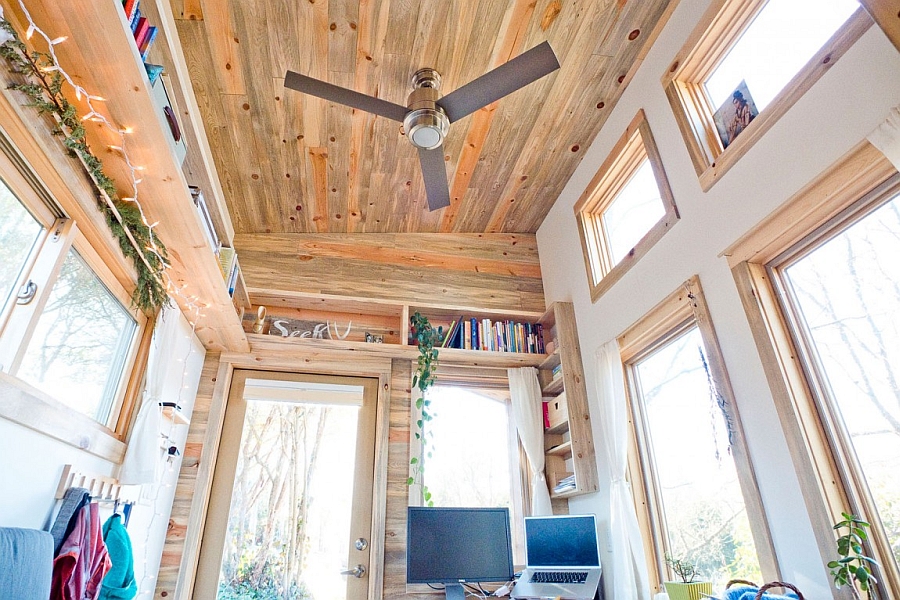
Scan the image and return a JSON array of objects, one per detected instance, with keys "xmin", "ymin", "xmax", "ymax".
[{"xmin": 0, "ymin": 527, "xmax": 53, "ymax": 600}]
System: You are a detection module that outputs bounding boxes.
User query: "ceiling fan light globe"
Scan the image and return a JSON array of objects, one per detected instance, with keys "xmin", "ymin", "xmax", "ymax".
[{"xmin": 404, "ymin": 108, "xmax": 449, "ymax": 150}]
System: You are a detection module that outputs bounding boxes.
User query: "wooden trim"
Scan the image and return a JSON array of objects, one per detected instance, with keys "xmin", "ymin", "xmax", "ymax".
[
  {"xmin": 618, "ymin": 276, "xmax": 779, "ymax": 584},
  {"xmin": 722, "ymin": 141, "xmax": 896, "ymax": 267},
  {"xmin": 114, "ymin": 311, "xmax": 157, "ymax": 438},
  {"xmin": 859, "ymin": 0, "xmax": 900, "ymax": 53},
  {"xmin": 662, "ymin": 1, "xmax": 872, "ymax": 190},
  {"xmin": 0, "ymin": 372, "xmax": 126, "ymax": 462},
  {"xmin": 573, "ymin": 110, "xmax": 680, "ymax": 303}
]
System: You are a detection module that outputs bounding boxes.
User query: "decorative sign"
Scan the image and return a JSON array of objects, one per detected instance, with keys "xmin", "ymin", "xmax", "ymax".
[{"xmin": 266, "ymin": 317, "xmax": 352, "ymax": 340}]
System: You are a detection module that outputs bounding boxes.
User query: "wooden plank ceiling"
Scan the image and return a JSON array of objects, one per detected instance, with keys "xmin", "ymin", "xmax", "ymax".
[{"xmin": 171, "ymin": 0, "xmax": 675, "ymax": 235}]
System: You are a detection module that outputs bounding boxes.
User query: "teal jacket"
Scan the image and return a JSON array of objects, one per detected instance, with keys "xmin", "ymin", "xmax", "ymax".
[{"xmin": 99, "ymin": 514, "xmax": 138, "ymax": 599}]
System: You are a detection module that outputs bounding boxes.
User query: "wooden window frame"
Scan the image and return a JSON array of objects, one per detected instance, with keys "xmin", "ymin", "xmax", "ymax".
[
  {"xmin": 574, "ymin": 110, "xmax": 679, "ymax": 303},
  {"xmin": 618, "ymin": 275, "xmax": 779, "ymax": 593},
  {"xmin": 0, "ymin": 133, "xmax": 151, "ymax": 461},
  {"xmin": 724, "ymin": 141, "xmax": 900, "ymax": 596},
  {"xmin": 662, "ymin": 0, "xmax": 872, "ymax": 191}
]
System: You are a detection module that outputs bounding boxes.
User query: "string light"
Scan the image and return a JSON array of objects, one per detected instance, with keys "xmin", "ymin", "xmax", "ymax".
[{"xmin": 9, "ymin": 0, "xmax": 208, "ymax": 323}]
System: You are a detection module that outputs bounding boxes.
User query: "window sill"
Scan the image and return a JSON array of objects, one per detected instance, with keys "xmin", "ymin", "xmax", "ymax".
[{"xmin": 0, "ymin": 372, "xmax": 126, "ymax": 463}]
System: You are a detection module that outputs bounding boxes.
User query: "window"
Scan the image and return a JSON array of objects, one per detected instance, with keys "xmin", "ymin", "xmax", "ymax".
[
  {"xmin": 413, "ymin": 384, "xmax": 525, "ymax": 561},
  {"xmin": 663, "ymin": 0, "xmax": 869, "ymax": 190},
  {"xmin": 772, "ymin": 180, "xmax": 900, "ymax": 589},
  {"xmin": 574, "ymin": 110, "xmax": 679, "ymax": 302},
  {"xmin": 619, "ymin": 277, "xmax": 776, "ymax": 592},
  {"xmin": 0, "ymin": 147, "xmax": 145, "ymax": 436},
  {"xmin": 726, "ymin": 143, "xmax": 900, "ymax": 595}
]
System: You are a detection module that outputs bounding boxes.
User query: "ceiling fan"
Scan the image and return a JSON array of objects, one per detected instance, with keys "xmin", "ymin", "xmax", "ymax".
[{"xmin": 284, "ymin": 42, "xmax": 560, "ymax": 211}]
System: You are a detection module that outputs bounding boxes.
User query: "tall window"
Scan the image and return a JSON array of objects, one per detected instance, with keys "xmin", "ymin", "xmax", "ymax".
[
  {"xmin": 771, "ymin": 185, "xmax": 900, "ymax": 576},
  {"xmin": 663, "ymin": 0, "xmax": 867, "ymax": 189},
  {"xmin": 575, "ymin": 110, "xmax": 679, "ymax": 302},
  {"xmin": 620, "ymin": 277, "xmax": 775, "ymax": 591},
  {"xmin": 415, "ymin": 384, "xmax": 525, "ymax": 561},
  {"xmin": 0, "ymin": 151, "xmax": 143, "ymax": 433}
]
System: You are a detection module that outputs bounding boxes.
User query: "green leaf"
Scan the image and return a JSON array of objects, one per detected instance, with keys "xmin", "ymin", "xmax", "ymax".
[
  {"xmin": 410, "ymin": 457, "xmax": 418, "ymax": 465},
  {"xmin": 416, "ymin": 398, "xmax": 424, "ymax": 409},
  {"xmin": 417, "ymin": 419, "xmax": 423, "ymax": 429},
  {"xmin": 406, "ymin": 477, "xmax": 415, "ymax": 486}
]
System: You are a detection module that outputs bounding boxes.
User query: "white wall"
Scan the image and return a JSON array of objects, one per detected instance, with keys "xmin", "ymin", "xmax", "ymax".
[{"xmin": 536, "ymin": 0, "xmax": 900, "ymax": 597}]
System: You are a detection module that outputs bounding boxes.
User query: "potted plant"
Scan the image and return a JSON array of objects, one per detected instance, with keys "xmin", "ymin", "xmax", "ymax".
[
  {"xmin": 663, "ymin": 554, "xmax": 713, "ymax": 600},
  {"xmin": 828, "ymin": 512, "xmax": 879, "ymax": 599}
]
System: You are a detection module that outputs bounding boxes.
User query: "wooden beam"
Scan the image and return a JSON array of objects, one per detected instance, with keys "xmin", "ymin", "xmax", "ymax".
[{"xmin": 859, "ymin": 0, "xmax": 900, "ymax": 53}]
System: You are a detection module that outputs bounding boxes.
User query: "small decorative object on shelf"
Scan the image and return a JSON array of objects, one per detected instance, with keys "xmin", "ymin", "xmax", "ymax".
[{"xmin": 663, "ymin": 553, "xmax": 712, "ymax": 600}]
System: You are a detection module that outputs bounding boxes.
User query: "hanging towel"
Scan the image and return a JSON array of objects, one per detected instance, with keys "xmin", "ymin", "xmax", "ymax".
[
  {"xmin": 50, "ymin": 487, "xmax": 90, "ymax": 556},
  {"xmin": 51, "ymin": 504, "xmax": 112, "ymax": 600},
  {"xmin": 99, "ymin": 514, "xmax": 137, "ymax": 599}
]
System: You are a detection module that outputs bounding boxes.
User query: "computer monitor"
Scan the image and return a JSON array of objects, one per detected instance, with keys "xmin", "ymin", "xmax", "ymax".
[{"xmin": 407, "ymin": 506, "xmax": 514, "ymax": 600}]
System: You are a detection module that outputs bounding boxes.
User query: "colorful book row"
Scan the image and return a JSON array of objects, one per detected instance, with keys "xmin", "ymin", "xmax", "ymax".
[
  {"xmin": 123, "ymin": 0, "xmax": 159, "ymax": 63},
  {"xmin": 440, "ymin": 317, "xmax": 544, "ymax": 354}
]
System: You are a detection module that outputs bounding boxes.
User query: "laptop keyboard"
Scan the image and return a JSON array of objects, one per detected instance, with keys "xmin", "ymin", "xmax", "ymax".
[{"xmin": 530, "ymin": 571, "xmax": 589, "ymax": 584}]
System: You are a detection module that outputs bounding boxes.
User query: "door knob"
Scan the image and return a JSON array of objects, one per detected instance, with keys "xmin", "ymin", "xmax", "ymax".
[{"xmin": 341, "ymin": 564, "xmax": 366, "ymax": 578}]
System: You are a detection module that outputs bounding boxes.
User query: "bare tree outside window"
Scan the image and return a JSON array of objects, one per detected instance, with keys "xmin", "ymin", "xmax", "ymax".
[
  {"xmin": 17, "ymin": 249, "xmax": 136, "ymax": 422},
  {"xmin": 632, "ymin": 327, "xmax": 762, "ymax": 587},
  {"xmin": 0, "ymin": 181, "xmax": 43, "ymax": 310}
]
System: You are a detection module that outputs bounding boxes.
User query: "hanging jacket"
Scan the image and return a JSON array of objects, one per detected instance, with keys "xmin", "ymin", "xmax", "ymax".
[
  {"xmin": 98, "ymin": 514, "xmax": 137, "ymax": 600},
  {"xmin": 51, "ymin": 504, "xmax": 112, "ymax": 600}
]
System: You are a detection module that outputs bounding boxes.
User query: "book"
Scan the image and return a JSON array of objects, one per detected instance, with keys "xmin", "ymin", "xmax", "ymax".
[
  {"xmin": 123, "ymin": 0, "xmax": 140, "ymax": 22},
  {"xmin": 144, "ymin": 63, "xmax": 164, "ymax": 85},
  {"xmin": 133, "ymin": 17, "xmax": 150, "ymax": 49},
  {"xmin": 441, "ymin": 320, "xmax": 456, "ymax": 348},
  {"xmin": 140, "ymin": 26, "xmax": 158, "ymax": 61}
]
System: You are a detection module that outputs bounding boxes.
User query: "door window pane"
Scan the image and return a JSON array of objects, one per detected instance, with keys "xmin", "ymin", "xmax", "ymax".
[
  {"xmin": 423, "ymin": 386, "xmax": 514, "ymax": 508},
  {"xmin": 218, "ymin": 398, "xmax": 360, "ymax": 600},
  {"xmin": 0, "ymin": 180, "xmax": 43, "ymax": 311},
  {"xmin": 633, "ymin": 326, "xmax": 762, "ymax": 586},
  {"xmin": 17, "ymin": 249, "xmax": 137, "ymax": 422},
  {"xmin": 705, "ymin": 0, "xmax": 858, "ymax": 110},
  {"xmin": 780, "ymin": 192, "xmax": 900, "ymax": 566}
]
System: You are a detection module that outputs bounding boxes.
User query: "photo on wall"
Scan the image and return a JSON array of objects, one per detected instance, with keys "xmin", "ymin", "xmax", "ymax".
[{"xmin": 713, "ymin": 80, "xmax": 759, "ymax": 149}]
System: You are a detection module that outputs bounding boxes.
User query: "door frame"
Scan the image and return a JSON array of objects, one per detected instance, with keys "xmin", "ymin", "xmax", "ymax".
[
  {"xmin": 174, "ymin": 350, "xmax": 393, "ymax": 600},
  {"xmin": 195, "ymin": 369, "xmax": 381, "ymax": 599}
]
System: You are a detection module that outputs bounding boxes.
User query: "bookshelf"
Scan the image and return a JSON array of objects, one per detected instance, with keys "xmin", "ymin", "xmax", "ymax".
[
  {"xmin": 1, "ymin": 0, "xmax": 249, "ymax": 351},
  {"xmin": 538, "ymin": 302, "xmax": 598, "ymax": 505}
]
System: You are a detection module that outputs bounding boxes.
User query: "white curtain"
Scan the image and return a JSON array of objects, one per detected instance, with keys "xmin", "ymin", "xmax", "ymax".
[
  {"xmin": 508, "ymin": 367, "xmax": 553, "ymax": 515},
  {"xmin": 119, "ymin": 307, "xmax": 179, "ymax": 485},
  {"xmin": 596, "ymin": 339, "xmax": 650, "ymax": 600},
  {"xmin": 868, "ymin": 104, "xmax": 900, "ymax": 171}
]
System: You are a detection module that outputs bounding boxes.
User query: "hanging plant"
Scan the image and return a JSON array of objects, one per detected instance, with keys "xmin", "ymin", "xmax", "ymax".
[
  {"xmin": 0, "ymin": 17, "xmax": 170, "ymax": 313},
  {"xmin": 407, "ymin": 311, "xmax": 442, "ymax": 506}
]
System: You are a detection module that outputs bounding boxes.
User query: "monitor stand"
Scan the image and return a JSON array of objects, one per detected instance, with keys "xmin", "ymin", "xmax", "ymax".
[{"xmin": 445, "ymin": 583, "xmax": 465, "ymax": 600}]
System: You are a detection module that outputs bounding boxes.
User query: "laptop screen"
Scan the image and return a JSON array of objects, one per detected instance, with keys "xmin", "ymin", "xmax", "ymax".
[{"xmin": 524, "ymin": 515, "xmax": 600, "ymax": 568}]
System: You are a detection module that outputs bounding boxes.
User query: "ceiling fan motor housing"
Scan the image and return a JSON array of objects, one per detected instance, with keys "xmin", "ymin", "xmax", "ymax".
[{"xmin": 404, "ymin": 68, "xmax": 449, "ymax": 150}]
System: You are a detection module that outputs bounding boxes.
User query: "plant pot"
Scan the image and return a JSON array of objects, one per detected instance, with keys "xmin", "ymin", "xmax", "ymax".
[{"xmin": 663, "ymin": 581, "xmax": 713, "ymax": 600}]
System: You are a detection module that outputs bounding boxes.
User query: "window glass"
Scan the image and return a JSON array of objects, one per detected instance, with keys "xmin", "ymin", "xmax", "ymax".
[
  {"xmin": 779, "ymin": 192, "xmax": 900, "ymax": 566},
  {"xmin": 602, "ymin": 160, "xmax": 666, "ymax": 265},
  {"xmin": 0, "ymin": 179, "xmax": 43, "ymax": 311},
  {"xmin": 17, "ymin": 249, "xmax": 137, "ymax": 423},
  {"xmin": 422, "ymin": 385, "xmax": 514, "ymax": 508},
  {"xmin": 632, "ymin": 326, "xmax": 762, "ymax": 586},
  {"xmin": 705, "ymin": 0, "xmax": 858, "ymax": 110}
]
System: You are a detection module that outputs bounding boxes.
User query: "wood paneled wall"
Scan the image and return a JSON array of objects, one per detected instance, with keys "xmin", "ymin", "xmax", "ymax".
[{"xmin": 234, "ymin": 232, "xmax": 545, "ymax": 314}]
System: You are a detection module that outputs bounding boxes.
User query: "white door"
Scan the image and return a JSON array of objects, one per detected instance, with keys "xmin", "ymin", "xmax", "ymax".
[{"xmin": 195, "ymin": 370, "xmax": 378, "ymax": 600}]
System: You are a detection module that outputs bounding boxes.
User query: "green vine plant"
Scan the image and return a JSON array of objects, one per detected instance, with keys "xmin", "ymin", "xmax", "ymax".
[
  {"xmin": 0, "ymin": 17, "xmax": 169, "ymax": 313},
  {"xmin": 664, "ymin": 553, "xmax": 699, "ymax": 584},
  {"xmin": 407, "ymin": 312, "xmax": 442, "ymax": 507},
  {"xmin": 828, "ymin": 512, "xmax": 879, "ymax": 599}
]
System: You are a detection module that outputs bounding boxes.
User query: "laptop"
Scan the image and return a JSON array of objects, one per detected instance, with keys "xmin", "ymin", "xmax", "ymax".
[{"xmin": 511, "ymin": 515, "xmax": 602, "ymax": 600}]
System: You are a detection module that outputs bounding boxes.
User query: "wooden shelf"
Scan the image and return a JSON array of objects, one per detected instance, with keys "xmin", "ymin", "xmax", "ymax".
[
  {"xmin": 542, "ymin": 375, "xmax": 565, "ymax": 396},
  {"xmin": 3, "ymin": 0, "xmax": 249, "ymax": 352},
  {"xmin": 546, "ymin": 440, "xmax": 572, "ymax": 457}
]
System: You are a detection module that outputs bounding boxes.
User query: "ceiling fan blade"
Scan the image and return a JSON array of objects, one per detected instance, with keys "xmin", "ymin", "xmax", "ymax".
[
  {"xmin": 437, "ymin": 41, "xmax": 560, "ymax": 123},
  {"xmin": 418, "ymin": 146, "xmax": 451, "ymax": 211},
  {"xmin": 284, "ymin": 71, "xmax": 408, "ymax": 122}
]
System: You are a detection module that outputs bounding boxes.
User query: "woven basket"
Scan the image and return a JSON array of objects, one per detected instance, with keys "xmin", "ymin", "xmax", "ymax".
[{"xmin": 722, "ymin": 579, "xmax": 805, "ymax": 600}]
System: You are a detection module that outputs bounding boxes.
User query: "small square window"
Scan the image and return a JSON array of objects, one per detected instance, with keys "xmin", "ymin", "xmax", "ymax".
[
  {"xmin": 574, "ymin": 110, "xmax": 678, "ymax": 302},
  {"xmin": 663, "ymin": 0, "xmax": 867, "ymax": 190}
]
